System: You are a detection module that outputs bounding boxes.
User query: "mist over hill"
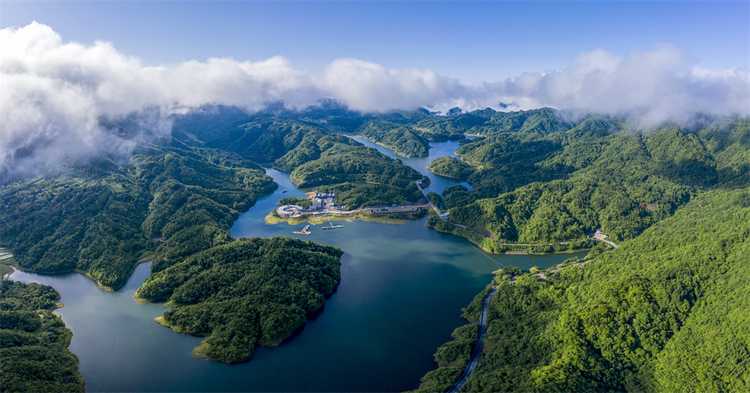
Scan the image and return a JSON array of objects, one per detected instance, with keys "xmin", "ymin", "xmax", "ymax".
[{"xmin": 2, "ymin": 22, "xmax": 748, "ymax": 179}]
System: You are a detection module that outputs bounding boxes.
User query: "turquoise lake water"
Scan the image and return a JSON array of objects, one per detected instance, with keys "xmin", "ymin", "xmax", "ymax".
[{"xmin": 8, "ymin": 140, "xmax": 585, "ymax": 391}]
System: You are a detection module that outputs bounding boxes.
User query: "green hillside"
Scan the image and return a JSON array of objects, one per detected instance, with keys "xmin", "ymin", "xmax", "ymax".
[
  {"xmin": 417, "ymin": 186, "xmax": 750, "ymax": 392},
  {"xmin": 353, "ymin": 120, "xmax": 431, "ymax": 157},
  {"xmin": 427, "ymin": 156, "xmax": 475, "ymax": 180},
  {"xmin": 136, "ymin": 237, "xmax": 343, "ymax": 363},
  {"xmin": 429, "ymin": 119, "xmax": 750, "ymax": 251},
  {"xmin": 0, "ymin": 280, "xmax": 85, "ymax": 392},
  {"xmin": 0, "ymin": 142, "xmax": 276, "ymax": 290},
  {"xmin": 170, "ymin": 109, "xmax": 428, "ymax": 208}
]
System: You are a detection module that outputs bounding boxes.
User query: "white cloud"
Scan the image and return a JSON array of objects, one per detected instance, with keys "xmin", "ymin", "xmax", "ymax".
[
  {"xmin": 480, "ymin": 44, "xmax": 749, "ymax": 125},
  {"xmin": 1, "ymin": 22, "xmax": 748, "ymax": 177}
]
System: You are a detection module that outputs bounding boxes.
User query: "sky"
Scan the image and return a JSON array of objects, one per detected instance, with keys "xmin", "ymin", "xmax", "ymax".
[
  {"xmin": 1, "ymin": 1, "xmax": 749, "ymax": 177},
  {"xmin": 2, "ymin": 1, "xmax": 748, "ymax": 85}
]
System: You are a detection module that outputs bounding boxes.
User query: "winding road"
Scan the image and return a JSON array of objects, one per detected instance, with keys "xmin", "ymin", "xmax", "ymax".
[
  {"xmin": 447, "ymin": 286, "xmax": 498, "ymax": 393},
  {"xmin": 446, "ymin": 237, "xmax": 619, "ymax": 391}
]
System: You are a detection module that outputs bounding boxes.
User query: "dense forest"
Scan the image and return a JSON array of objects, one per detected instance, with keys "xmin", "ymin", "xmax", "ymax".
[
  {"xmin": 277, "ymin": 196, "xmax": 312, "ymax": 209},
  {"xmin": 427, "ymin": 156, "xmax": 475, "ymax": 180},
  {"xmin": 352, "ymin": 119, "xmax": 431, "ymax": 157},
  {"xmin": 0, "ymin": 280, "xmax": 85, "ymax": 392},
  {"xmin": 171, "ymin": 108, "xmax": 429, "ymax": 208},
  {"xmin": 0, "ymin": 141, "xmax": 276, "ymax": 289},
  {"xmin": 4, "ymin": 101, "xmax": 749, "ymax": 389},
  {"xmin": 427, "ymin": 118, "xmax": 750, "ymax": 252},
  {"xmin": 288, "ymin": 142, "xmax": 425, "ymax": 189},
  {"xmin": 417, "ymin": 186, "xmax": 750, "ymax": 392},
  {"xmin": 135, "ymin": 237, "xmax": 343, "ymax": 363},
  {"xmin": 303, "ymin": 181, "xmax": 425, "ymax": 209}
]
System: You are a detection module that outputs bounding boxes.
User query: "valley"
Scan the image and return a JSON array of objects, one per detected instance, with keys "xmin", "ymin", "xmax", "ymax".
[{"xmin": 2, "ymin": 106, "xmax": 748, "ymax": 392}]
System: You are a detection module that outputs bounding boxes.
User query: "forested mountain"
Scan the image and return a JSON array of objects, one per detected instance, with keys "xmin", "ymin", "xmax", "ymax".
[
  {"xmin": 353, "ymin": 120, "xmax": 431, "ymax": 157},
  {"xmin": 0, "ymin": 141, "xmax": 276, "ymax": 289},
  {"xmin": 1, "ymin": 104, "xmax": 435, "ymax": 290},
  {"xmin": 288, "ymin": 142, "xmax": 424, "ymax": 188},
  {"xmin": 415, "ymin": 107, "xmax": 610, "ymax": 139},
  {"xmin": 136, "ymin": 237, "xmax": 343, "ymax": 363},
  {"xmin": 429, "ymin": 118, "xmax": 749, "ymax": 251},
  {"xmin": 0, "ymin": 280, "xmax": 85, "ymax": 392},
  {"xmin": 418, "ymin": 186, "xmax": 750, "ymax": 392},
  {"xmin": 411, "ymin": 112, "xmax": 750, "ymax": 392},
  {"xmin": 172, "ymin": 108, "xmax": 428, "ymax": 208},
  {"xmin": 172, "ymin": 104, "xmax": 434, "ymax": 158},
  {"xmin": 170, "ymin": 104, "xmax": 617, "ymax": 161},
  {"xmin": 4, "ymin": 100, "xmax": 748, "ymax": 388}
]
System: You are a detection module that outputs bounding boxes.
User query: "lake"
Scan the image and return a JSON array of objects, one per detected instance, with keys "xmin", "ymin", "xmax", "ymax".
[{"xmin": 8, "ymin": 140, "xmax": 585, "ymax": 391}]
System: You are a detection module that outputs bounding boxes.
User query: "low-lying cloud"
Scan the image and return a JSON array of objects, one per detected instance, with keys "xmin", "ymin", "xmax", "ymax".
[{"xmin": 2, "ymin": 22, "xmax": 748, "ymax": 178}]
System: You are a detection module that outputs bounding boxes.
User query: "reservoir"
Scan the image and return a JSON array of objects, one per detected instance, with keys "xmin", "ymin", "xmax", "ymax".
[
  {"xmin": 346, "ymin": 136, "xmax": 473, "ymax": 193},
  {"xmin": 8, "ymin": 140, "xmax": 586, "ymax": 392}
]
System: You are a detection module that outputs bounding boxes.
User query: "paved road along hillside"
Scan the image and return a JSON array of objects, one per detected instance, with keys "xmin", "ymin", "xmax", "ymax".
[{"xmin": 447, "ymin": 286, "xmax": 498, "ymax": 393}]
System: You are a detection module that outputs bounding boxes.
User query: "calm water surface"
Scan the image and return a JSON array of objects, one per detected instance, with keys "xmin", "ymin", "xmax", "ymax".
[
  {"xmin": 346, "ymin": 136, "xmax": 472, "ymax": 194},
  {"xmin": 9, "ymin": 140, "xmax": 585, "ymax": 391}
]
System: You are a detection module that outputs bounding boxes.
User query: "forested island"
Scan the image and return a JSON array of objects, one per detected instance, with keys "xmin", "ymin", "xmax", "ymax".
[
  {"xmin": 0, "ymin": 279, "xmax": 85, "ymax": 392},
  {"xmin": 135, "ymin": 237, "xmax": 343, "ymax": 363}
]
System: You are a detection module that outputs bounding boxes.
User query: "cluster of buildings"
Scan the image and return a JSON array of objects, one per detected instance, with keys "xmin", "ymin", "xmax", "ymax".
[
  {"xmin": 276, "ymin": 193, "xmax": 346, "ymax": 218},
  {"xmin": 310, "ymin": 193, "xmax": 345, "ymax": 212}
]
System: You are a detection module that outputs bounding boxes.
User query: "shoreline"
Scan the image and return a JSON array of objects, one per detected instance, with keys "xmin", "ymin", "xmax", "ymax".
[
  {"xmin": 0, "ymin": 183, "xmax": 279, "ymax": 295},
  {"xmin": 346, "ymin": 135, "xmax": 429, "ymax": 158},
  {"xmin": 1, "ymin": 263, "xmax": 67, "ymax": 312},
  {"xmin": 155, "ymin": 315, "xmax": 307, "ymax": 364},
  {"xmin": 265, "ymin": 210, "xmax": 426, "ymax": 226},
  {"xmin": 426, "ymin": 168, "xmax": 467, "ymax": 181},
  {"xmin": 2, "ymin": 247, "xmax": 158, "ymax": 295},
  {"xmin": 427, "ymin": 222, "xmax": 591, "ymax": 256}
]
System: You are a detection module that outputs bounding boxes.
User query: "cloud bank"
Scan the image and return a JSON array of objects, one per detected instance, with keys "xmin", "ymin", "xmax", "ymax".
[{"xmin": 2, "ymin": 22, "xmax": 748, "ymax": 177}]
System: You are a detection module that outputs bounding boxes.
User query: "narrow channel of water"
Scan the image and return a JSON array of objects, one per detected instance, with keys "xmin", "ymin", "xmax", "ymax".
[
  {"xmin": 346, "ymin": 136, "xmax": 472, "ymax": 194},
  {"xmin": 8, "ymin": 140, "xmax": 586, "ymax": 392}
]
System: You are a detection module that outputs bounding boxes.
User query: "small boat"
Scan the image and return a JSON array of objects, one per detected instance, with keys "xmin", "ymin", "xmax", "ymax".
[{"xmin": 293, "ymin": 225, "xmax": 311, "ymax": 235}]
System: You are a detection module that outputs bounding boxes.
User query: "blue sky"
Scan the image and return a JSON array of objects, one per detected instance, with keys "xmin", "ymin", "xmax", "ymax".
[
  {"xmin": 3, "ymin": 1, "xmax": 748, "ymax": 84},
  {"xmin": 2, "ymin": 1, "xmax": 749, "ymax": 176}
]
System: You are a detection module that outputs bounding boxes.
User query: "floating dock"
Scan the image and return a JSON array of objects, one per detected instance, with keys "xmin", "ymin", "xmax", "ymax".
[{"xmin": 322, "ymin": 217, "xmax": 343, "ymax": 230}]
